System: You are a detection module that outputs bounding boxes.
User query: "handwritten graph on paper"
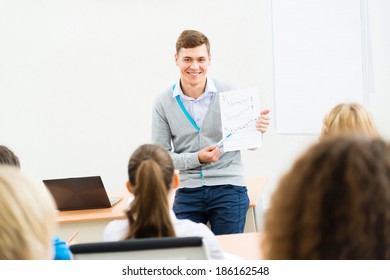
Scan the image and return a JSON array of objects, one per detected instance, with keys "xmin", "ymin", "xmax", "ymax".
[{"xmin": 219, "ymin": 88, "xmax": 262, "ymax": 152}]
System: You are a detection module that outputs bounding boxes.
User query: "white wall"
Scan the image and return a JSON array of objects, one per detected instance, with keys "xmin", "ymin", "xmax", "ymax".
[{"xmin": 1, "ymin": 0, "xmax": 389, "ymax": 208}]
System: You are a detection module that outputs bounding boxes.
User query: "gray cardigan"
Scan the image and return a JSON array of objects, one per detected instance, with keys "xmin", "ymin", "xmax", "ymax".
[{"xmin": 151, "ymin": 77, "xmax": 246, "ymax": 188}]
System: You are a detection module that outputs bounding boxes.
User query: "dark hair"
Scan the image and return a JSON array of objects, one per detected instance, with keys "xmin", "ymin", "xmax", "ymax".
[
  {"xmin": 0, "ymin": 145, "xmax": 20, "ymax": 168},
  {"xmin": 263, "ymin": 136, "xmax": 390, "ymax": 259},
  {"xmin": 176, "ymin": 30, "xmax": 210, "ymax": 54},
  {"xmin": 125, "ymin": 144, "xmax": 175, "ymax": 239}
]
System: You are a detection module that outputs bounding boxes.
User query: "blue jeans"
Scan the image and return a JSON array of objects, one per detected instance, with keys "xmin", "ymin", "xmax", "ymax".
[{"xmin": 172, "ymin": 185, "xmax": 249, "ymax": 235}]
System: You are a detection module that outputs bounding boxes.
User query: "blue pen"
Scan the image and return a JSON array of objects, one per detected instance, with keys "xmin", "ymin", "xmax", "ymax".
[{"xmin": 216, "ymin": 133, "xmax": 232, "ymax": 147}]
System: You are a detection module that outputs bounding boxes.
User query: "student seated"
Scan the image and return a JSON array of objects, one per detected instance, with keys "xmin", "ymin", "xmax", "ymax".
[
  {"xmin": 0, "ymin": 167, "xmax": 57, "ymax": 259},
  {"xmin": 0, "ymin": 145, "xmax": 72, "ymax": 260},
  {"xmin": 262, "ymin": 136, "xmax": 390, "ymax": 259},
  {"xmin": 320, "ymin": 102, "xmax": 379, "ymax": 140},
  {"xmin": 103, "ymin": 144, "xmax": 228, "ymax": 259}
]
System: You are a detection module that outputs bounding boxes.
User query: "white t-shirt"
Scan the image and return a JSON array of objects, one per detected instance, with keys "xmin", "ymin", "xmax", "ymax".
[{"xmin": 103, "ymin": 209, "xmax": 228, "ymax": 260}]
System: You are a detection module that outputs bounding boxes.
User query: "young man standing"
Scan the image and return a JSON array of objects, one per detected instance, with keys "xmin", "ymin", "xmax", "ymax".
[{"xmin": 152, "ymin": 30, "xmax": 270, "ymax": 235}]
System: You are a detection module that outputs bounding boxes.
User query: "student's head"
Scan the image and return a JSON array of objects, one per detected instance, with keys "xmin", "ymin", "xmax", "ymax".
[
  {"xmin": 320, "ymin": 103, "xmax": 378, "ymax": 140},
  {"xmin": 125, "ymin": 144, "xmax": 177, "ymax": 239},
  {"xmin": 0, "ymin": 145, "xmax": 20, "ymax": 168},
  {"xmin": 175, "ymin": 30, "xmax": 211, "ymax": 89},
  {"xmin": 263, "ymin": 136, "xmax": 390, "ymax": 259},
  {"xmin": 0, "ymin": 167, "xmax": 57, "ymax": 259}
]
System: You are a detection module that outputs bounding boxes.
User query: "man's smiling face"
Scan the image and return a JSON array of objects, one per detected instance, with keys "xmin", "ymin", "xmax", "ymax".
[{"xmin": 175, "ymin": 44, "xmax": 211, "ymax": 90}]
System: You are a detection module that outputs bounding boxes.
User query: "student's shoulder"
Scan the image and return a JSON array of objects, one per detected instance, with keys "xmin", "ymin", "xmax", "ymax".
[{"xmin": 103, "ymin": 219, "xmax": 129, "ymax": 241}]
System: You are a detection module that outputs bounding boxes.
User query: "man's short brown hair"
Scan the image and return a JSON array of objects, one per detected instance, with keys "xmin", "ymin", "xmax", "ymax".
[{"xmin": 176, "ymin": 30, "xmax": 210, "ymax": 54}]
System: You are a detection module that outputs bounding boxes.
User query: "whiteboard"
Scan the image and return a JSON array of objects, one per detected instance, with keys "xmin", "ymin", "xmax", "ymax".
[
  {"xmin": 0, "ymin": 0, "xmax": 266, "ymax": 190},
  {"xmin": 272, "ymin": 0, "xmax": 368, "ymax": 134}
]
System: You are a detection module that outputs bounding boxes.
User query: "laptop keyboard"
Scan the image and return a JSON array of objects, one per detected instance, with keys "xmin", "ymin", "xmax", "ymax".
[{"xmin": 109, "ymin": 196, "xmax": 123, "ymax": 206}]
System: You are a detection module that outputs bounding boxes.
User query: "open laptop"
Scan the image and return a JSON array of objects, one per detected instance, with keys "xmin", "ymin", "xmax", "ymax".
[{"xmin": 43, "ymin": 176, "xmax": 123, "ymax": 211}]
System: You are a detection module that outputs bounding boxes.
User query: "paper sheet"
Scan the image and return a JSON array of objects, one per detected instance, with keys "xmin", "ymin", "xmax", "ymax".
[{"xmin": 219, "ymin": 88, "xmax": 262, "ymax": 152}]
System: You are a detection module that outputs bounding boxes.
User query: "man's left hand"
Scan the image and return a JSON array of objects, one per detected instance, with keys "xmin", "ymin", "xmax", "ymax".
[{"xmin": 256, "ymin": 109, "xmax": 270, "ymax": 134}]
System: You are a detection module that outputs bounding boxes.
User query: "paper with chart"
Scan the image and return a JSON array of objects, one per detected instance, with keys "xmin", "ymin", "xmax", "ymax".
[{"xmin": 219, "ymin": 87, "xmax": 262, "ymax": 152}]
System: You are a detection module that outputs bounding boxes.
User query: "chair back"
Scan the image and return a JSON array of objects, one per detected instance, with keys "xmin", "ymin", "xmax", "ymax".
[{"xmin": 69, "ymin": 236, "xmax": 209, "ymax": 260}]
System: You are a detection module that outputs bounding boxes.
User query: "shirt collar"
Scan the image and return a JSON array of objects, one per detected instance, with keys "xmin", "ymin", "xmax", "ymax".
[{"xmin": 172, "ymin": 76, "xmax": 217, "ymax": 100}]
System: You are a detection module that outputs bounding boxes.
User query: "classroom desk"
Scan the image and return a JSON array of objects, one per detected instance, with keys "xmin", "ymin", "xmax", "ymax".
[
  {"xmin": 56, "ymin": 177, "xmax": 267, "ymax": 243},
  {"xmin": 217, "ymin": 232, "xmax": 264, "ymax": 260},
  {"xmin": 56, "ymin": 190, "xmax": 131, "ymax": 243}
]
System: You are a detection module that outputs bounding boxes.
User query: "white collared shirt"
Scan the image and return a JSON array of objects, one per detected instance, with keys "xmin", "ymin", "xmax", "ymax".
[
  {"xmin": 173, "ymin": 77, "xmax": 217, "ymax": 128},
  {"xmin": 103, "ymin": 209, "xmax": 227, "ymax": 260}
]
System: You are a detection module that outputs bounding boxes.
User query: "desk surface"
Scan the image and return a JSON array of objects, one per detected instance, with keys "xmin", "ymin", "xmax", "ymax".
[
  {"xmin": 56, "ymin": 190, "xmax": 131, "ymax": 223},
  {"xmin": 57, "ymin": 177, "xmax": 267, "ymax": 224},
  {"xmin": 217, "ymin": 232, "xmax": 264, "ymax": 260}
]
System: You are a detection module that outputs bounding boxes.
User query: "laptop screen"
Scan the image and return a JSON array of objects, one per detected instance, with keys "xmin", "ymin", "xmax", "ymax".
[{"xmin": 43, "ymin": 176, "xmax": 114, "ymax": 211}]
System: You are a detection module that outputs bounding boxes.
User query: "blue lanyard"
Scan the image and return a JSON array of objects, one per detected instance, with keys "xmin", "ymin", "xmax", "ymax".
[
  {"xmin": 173, "ymin": 84, "xmax": 204, "ymax": 183},
  {"xmin": 175, "ymin": 96, "xmax": 200, "ymax": 132},
  {"xmin": 173, "ymin": 84, "xmax": 200, "ymax": 132}
]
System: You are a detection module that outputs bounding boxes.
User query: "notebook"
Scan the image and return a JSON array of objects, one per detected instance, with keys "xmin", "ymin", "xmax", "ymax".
[{"xmin": 43, "ymin": 176, "xmax": 123, "ymax": 211}]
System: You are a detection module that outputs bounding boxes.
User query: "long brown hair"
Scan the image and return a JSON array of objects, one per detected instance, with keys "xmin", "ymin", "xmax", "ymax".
[
  {"xmin": 263, "ymin": 136, "xmax": 390, "ymax": 259},
  {"xmin": 125, "ymin": 144, "xmax": 175, "ymax": 239}
]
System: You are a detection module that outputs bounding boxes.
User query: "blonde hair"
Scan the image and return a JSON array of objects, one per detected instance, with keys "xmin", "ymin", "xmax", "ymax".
[
  {"xmin": 0, "ymin": 167, "xmax": 57, "ymax": 259},
  {"xmin": 320, "ymin": 103, "xmax": 379, "ymax": 140}
]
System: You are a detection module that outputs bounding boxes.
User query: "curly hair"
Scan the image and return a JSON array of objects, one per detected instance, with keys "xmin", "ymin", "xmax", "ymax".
[
  {"xmin": 320, "ymin": 103, "xmax": 379, "ymax": 140},
  {"xmin": 263, "ymin": 136, "xmax": 390, "ymax": 259}
]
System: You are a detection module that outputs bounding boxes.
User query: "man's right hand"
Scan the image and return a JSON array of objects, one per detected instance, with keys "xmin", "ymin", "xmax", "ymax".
[{"xmin": 198, "ymin": 145, "xmax": 220, "ymax": 164}]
